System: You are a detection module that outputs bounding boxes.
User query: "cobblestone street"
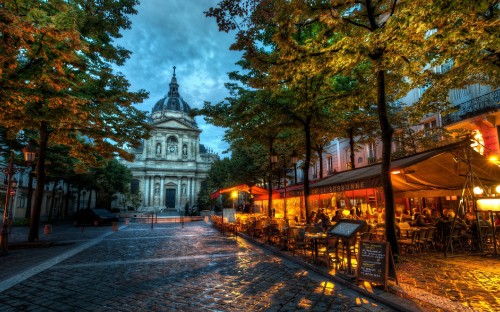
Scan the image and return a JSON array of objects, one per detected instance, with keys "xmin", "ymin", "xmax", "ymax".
[{"xmin": 0, "ymin": 222, "xmax": 393, "ymax": 311}]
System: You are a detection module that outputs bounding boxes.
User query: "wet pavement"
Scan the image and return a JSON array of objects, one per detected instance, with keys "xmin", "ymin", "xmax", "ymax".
[
  {"xmin": 395, "ymin": 253, "xmax": 500, "ymax": 311},
  {"xmin": 245, "ymin": 230, "xmax": 500, "ymax": 312},
  {"xmin": 0, "ymin": 221, "xmax": 397, "ymax": 311}
]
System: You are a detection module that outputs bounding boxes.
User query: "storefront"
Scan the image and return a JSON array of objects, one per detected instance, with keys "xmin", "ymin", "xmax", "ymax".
[{"xmin": 279, "ymin": 140, "xmax": 500, "ymax": 221}]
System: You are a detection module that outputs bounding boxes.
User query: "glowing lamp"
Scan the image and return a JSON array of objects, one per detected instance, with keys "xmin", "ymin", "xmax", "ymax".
[
  {"xmin": 231, "ymin": 191, "xmax": 238, "ymax": 199},
  {"xmin": 473, "ymin": 186, "xmax": 484, "ymax": 195},
  {"xmin": 342, "ymin": 209, "xmax": 351, "ymax": 217},
  {"xmin": 476, "ymin": 198, "xmax": 500, "ymax": 212}
]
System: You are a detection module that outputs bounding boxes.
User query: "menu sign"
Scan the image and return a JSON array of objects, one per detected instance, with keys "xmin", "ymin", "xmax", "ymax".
[
  {"xmin": 328, "ymin": 220, "xmax": 366, "ymax": 238},
  {"xmin": 357, "ymin": 240, "xmax": 389, "ymax": 289}
]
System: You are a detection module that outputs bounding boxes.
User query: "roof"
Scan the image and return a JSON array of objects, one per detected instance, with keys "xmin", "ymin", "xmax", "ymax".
[{"xmin": 210, "ymin": 184, "xmax": 272, "ymax": 199}]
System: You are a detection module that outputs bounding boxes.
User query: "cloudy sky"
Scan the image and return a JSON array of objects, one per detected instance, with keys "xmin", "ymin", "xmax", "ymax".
[{"xmin": 114, "ymin": 0, "xmax": 242, "ymax": 157}]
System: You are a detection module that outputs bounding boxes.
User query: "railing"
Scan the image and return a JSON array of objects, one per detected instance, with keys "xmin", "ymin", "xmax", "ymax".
[{"xmin": 442, "ymin": 89, "xmax": 500, "ymax": 126}]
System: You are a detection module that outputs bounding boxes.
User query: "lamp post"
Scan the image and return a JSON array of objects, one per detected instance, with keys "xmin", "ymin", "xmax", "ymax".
[{"xmin": 1, "ymin": 148, "xmax": 34, "ymax": 254}]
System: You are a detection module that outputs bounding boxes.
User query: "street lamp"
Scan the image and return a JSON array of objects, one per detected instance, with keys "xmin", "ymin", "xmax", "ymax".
[
  {"xmin": 231, "ymin": 190, "xmax": 238, "ymax": 209},
  {"xmin": 1, "ymin": 148, "xmax": 34, "ymax": 254}
]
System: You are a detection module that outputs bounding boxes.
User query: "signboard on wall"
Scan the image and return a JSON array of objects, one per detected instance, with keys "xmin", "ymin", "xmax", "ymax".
[{"xmin": 223, "ymin": 208, "xmax": 236, "ymax": 222}]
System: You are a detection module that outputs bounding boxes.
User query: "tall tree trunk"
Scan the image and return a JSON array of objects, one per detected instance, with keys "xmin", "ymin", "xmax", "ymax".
[
  {"xmin": 303, "ymin": 119, "xmax": 312, "ymax": 224},
  {"xmin": 317, "ymin": 145, "xmax": 324, "ymax": 179},
  {"xmin": 28, "ymin": 122, "xmax": 49, "ymax": 242},
  {"xmin": 267, "ymin": 140, "xmax": 274, "ymax": 218},
  {"xmin": 64, "ymin": 182, "xmax": 70, "ymax": 220},
  {"xmin": 349, "ymin": 127, "xmax": 355, "ymax": 169},
  {"xmin": 87, "ymin": 190, "xmax": 92, "ymax": 209},
  {"xmin": 376, "ymin": 70, "xmax": 399, "ymax": 256},
  {"xmin": 77, "ymin": 187, "xmax": 81, "ymax": 212}
]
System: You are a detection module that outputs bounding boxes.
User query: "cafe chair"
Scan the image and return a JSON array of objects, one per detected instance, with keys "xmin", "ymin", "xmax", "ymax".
[
  {"xmin": 398, "ymin": 230, "xmax": 419, "ymax": 256},
  {"xmin": 416, "ymin": 227, "xmax": 428, "ymax": 255},
  {"xmin": 424, "ymin": 227, "xmax": 437, "ymax": 252},
  {"xmin": 290, "ymin": 227, "xmax": 311, "ymax": 257},
  {"xmin": 317, "ymin": 236, "xmax": 340, "ymax": 270}
]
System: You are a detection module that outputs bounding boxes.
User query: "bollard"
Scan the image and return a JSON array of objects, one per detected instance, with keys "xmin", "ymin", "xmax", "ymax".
[
  {"xmin": 125, "ymin": 218, "xmax": 130, "ymax": 225},
  {"xmin": 43, "ymin": 224, "xmax": 52, "ymax": 235},
  {"xmin": 112, "ymin": 221, "xmax": 118, "ymax": 231}
]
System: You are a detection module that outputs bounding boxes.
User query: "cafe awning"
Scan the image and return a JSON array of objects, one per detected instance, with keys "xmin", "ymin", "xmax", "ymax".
[
  {"xmin": 210, "ymin": 184, "xmax": 271, "ymax": 199},
  {"xmin": 310, "ymin": 140, "xmax": 500, "ymax": 198}
]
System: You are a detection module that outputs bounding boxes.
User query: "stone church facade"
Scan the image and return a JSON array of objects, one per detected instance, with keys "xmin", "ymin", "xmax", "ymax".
[{"xmin": 123, "ymin": 69, "xmax": 217, "ymax": 212}]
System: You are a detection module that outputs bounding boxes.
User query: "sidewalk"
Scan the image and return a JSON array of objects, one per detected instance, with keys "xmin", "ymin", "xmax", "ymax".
[
  {"xmin": 2, "ymin": 222, "xmax": 499, "ymax": 311},
  {"xmin": 235, "ymin": 230, "xmax": 500, "ymax": 312}
]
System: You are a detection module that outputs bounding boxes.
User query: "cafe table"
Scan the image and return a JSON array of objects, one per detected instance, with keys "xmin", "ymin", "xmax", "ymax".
[{"xmin": 305, "ymin": 232, "xmax": 328, "ymax": 262}]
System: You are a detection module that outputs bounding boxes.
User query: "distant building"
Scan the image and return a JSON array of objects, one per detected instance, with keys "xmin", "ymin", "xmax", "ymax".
[{"xmin": 122, "ymin": 68, "xmax": 218, "ymax": 211}]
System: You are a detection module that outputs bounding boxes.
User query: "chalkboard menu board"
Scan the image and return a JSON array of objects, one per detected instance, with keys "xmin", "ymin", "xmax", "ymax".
[
  {"xmin": 357, "ymin": 240, "xmax": 397, "ymax": 290},
  {"xmin": 328, "ymin": 220, "xmax": 366, "ymax": 238}
]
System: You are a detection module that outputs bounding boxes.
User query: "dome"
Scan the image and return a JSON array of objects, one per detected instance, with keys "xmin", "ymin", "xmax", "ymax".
[
  {"xmin": 152, "ymin": 66, "xmax": 191, "ymax": 114},
  {"xmin": 152, "ymin": 96, "xmax": 191, "ymax": 114}
]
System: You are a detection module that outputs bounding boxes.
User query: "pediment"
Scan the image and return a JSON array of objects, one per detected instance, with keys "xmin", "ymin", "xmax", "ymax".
[{"xmin": 153, "ymin": 118, "xmax": 198, "ymax": 131}]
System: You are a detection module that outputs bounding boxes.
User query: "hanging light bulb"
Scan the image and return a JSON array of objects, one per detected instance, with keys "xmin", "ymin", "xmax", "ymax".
[
  {"xmin": 495, "ymin": 185, "xmax": 500, "ymax": 194},
  {"xmin": 473, "ymin": 186, "xmax": 484, "ymax": 195}
]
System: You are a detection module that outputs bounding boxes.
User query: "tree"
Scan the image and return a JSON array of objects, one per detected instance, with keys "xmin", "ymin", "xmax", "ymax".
[
  {"xmin": 0, "ymin": 1, "xmax": 151, "ymax": 241},
  {"xmin": 206, "ymin": 0, "xmax": 499, "ymax": 257},
  {"xmin": 94, "ymin": 159, "xmax": 132, "ymax": 209}
]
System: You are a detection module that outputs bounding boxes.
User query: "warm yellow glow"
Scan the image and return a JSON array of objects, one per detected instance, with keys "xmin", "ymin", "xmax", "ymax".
[
  {"xmin": 231, "ymin": 190, "xmax": 238, "ymax": 199},
  {"xmin": 473, "ymin": 186, "xmax": 484, "ymax": 195},
  {"xmin": 495, "ymin": 185, "xmax": 500, "ymax": 194},
  {"xmin": 471, "ymin": 129, "xmax": 485, "ymax": 155},
  {"xmin": 342, "ymin": 209, "xmax": 351, "ymax": 217},
  {"xmin": 477, "ymin": 198, "xmax": 500, "ymax": 212},
  {"xmin": 391, "ymin": 169, "xmax": 401, "ymax": 175},
  {"xmin": 489, "ymin": 155, "xmax": 499, "ymax": 163}
]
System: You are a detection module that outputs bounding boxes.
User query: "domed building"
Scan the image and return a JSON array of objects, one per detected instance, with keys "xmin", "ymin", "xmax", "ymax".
[{"xmin": 123, "ymin": 67, "xmax": 218, "ymax": 212}]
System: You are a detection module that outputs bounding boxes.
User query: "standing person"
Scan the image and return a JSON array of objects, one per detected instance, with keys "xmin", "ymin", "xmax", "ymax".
[{"xmin": 184, "ymin": 202, "xmax": 189, "ymax": 216}]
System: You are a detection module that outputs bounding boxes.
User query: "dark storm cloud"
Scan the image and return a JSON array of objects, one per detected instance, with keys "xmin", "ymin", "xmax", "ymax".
[{"xmin": 114, "ymin": 0, "xmax": 241, "ymax": 156}]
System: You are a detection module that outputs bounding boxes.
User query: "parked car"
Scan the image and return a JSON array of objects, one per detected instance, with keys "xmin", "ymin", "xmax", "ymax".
[{"xmin": 73, "ymin": 208, "xmax": 119, "ymax": 226}]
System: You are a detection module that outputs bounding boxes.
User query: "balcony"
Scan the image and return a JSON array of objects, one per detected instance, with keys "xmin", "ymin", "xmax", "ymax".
[{"xmin": 442, "ymin": 89, "xmax": 500, "ymax": 126}]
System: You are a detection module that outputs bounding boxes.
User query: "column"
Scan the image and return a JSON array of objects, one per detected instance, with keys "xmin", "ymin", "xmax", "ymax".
[
  {"xmin": 140, "ymin": 175, "xmax": 147, "ymax": 207},
  {"xmin": 160, "ymin": 176, "xmax": 164, "ymax": 209},
  {"xmin": 146, "ymin": 176, "xmax": 151, "ymax": 207},
  {"xmin": 177, "ymin": 177, "xmax": 181, "ymax": 209},
  {"xmin": 190, "ymin": 177, "xmax": 195, "ymax": 204}
]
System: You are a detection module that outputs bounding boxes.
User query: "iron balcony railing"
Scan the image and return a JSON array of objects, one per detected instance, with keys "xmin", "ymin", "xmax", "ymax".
[{"xmin": 442, "ymin": 89, "xmax": 500, "ymax": 126}]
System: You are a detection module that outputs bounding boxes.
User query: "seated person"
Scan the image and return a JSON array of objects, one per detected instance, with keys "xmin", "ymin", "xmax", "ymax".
[
  {"xmin": 331, "ymin": 209, "xmax": 342, "ymax": 222},
  {"xmin": 308, "ymin": 211, "xmax": 317, "ymax": 224}
]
